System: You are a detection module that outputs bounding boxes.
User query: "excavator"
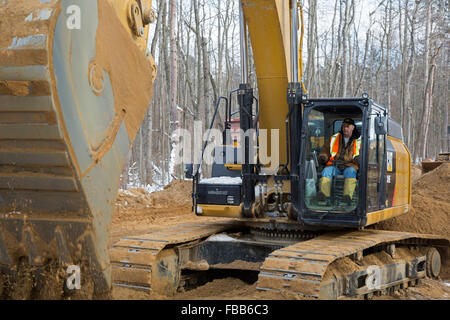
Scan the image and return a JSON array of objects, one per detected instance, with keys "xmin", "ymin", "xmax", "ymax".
[
  {"xmin": 1, "ymin": 0, "xmax": 448, "ymax": 300},
  {"xmin": 0, "ymin": 0, "xmax": 157, "ymax": 298},
  {"xmin": 110, "ymin": 0, "xmax": 449, "ymax": 300}
]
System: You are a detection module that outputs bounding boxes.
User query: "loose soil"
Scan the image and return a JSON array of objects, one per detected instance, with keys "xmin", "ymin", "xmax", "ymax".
[
  {"xmin": 375, "ymin": 163, "xmax": 450, "ymax": 237},
  {"xmin": 110, "ymin": 164, "xmax": 450, "ymax": 300}
]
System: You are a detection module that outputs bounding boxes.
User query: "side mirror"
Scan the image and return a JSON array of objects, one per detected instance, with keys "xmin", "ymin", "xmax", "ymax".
[{"xmin": 375, "ymin": 116, "xmax": 387, "ymax": 135}]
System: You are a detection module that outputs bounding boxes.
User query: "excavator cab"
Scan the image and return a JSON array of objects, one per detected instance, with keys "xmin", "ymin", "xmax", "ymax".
[
  {"xmin": 191, "ymin": 94, "xmax": 391, "ymax": 230},
  {"xmin": 303, "ymin": 102, "xmax": 363, "ymax": 213},
  {"xmin": 296, "ymin": 97, "xmax": 402, "ymax": 229}
]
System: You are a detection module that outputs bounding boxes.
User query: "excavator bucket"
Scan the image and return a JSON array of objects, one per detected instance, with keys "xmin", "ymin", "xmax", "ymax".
[{"xmin": 0, "ymin": 0, "xmax": 156, "ymax": 299}]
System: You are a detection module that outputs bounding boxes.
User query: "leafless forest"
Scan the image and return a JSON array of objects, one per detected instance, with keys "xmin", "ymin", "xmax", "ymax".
[{"xmin": 121, "ymin": 0, "xmax": 449, "ymax": 191}]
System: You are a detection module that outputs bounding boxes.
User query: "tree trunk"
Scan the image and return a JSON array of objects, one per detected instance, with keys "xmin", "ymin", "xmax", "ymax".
[{"xmin": 416, "ymin": 0, "xmax": 432, "ymax": 161}]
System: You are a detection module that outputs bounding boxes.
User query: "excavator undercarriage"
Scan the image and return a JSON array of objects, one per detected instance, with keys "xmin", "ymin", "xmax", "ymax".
[{"xmin": 110, "ymin": 221, "xmax": 449, "ymax": 299}]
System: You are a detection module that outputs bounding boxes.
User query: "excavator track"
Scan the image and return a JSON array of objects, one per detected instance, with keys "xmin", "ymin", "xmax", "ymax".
[
  {"xmin": 111, "ymin": 223, "xmax": 449, "ymax": 299},
  {"xmin": 110, "ymin": 221, "xmax": 239, "ymax": 294},
  {"xmin": 256, "ymin": 229, "xmax": 449, "ymax": 299},
  {"xmin": 0, "ymin": 0, "xmax": 156, "ymax": 299}
]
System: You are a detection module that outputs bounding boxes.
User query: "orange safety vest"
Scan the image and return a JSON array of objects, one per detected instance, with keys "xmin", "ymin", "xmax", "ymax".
[{"xmin": 326, "ymin": 133, "xmax": 361, "ymax": 166}]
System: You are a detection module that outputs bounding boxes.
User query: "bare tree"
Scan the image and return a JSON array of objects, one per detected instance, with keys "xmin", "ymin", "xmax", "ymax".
[{"xmin": 122, "ymin": 0, "xmax": 450, "ymax": 189}]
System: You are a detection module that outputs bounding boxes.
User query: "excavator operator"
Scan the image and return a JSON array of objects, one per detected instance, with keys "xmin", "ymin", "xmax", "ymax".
[{"xmin": 317, "ymin": 118, "xmax": 362, "ymax": 205}]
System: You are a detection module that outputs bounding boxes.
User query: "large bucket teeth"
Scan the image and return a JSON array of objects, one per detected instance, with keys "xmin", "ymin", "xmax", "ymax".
[{"xmin": 0, "ymin": 0, "xmax": 156, "ymax": 299}]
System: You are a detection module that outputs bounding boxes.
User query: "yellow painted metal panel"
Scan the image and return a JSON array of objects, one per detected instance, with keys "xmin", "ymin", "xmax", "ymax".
[
  {"xmin": 243, "ymin": 0, "xmax": 291, "ymax": 167},
  {"xmin": 198, "ymin": 204, "xmax": 242, "ymax": 218},
  {"xmin": 224, "ymin": 164, "xmax": 242, "ymax": 171},
  {"xmin": 275, "ymin": 0, "xmax": 292, "ymax": 82},
  {"xmin": 389, "ymin": 137, "xmax": 411, "ymax": 206},
  {"xmin": 365, "ymin": 205, "xmax": 409, "ymax": 226},
  {"xmin": 107, "ymin": 0, "xmax": 153, "ymax": 52},
  {"xmin": 365, "ymin": 137, "xmax": 411, "ymax": 226}
]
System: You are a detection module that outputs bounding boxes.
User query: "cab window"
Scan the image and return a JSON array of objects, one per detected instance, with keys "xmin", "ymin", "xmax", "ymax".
[{"xmin": 304, "ymin": 106, "xmax": 362, "ymax": 213}]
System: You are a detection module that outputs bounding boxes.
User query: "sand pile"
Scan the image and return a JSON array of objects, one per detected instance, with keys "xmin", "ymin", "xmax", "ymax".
[
  {"xmin": 113, "ymin": 179, "xmax": 194, "ymax": 228},
  {"xmin": 149, "ymin": 179, "xmax": 193, "ymax": 207},
  {"xmin": 116, "ymin": 179, "xmax": 192, "ymax": 211},
  {"xmin": 116, "ymin": 188, "xmax": 154, "ymax": 209},
  {"xmin": 376, "ymin": 163, "xmax": 450, "ymax": 237},
  {"xmin": 110, "ymin": 179, "xmax": 223, "ymax": 249},
  {"xmin": 411, "ymin": 163, "xmax": 423, "ymax": 183},
  {"xmin": 112, "ymin": 179, "xmax": 195, "ymax": 245}
]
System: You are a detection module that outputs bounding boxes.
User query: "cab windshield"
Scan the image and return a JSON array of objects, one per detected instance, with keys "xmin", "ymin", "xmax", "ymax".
[{"xmin": 304, "ymin": 106, "xmax": 363, "ymax": 213}]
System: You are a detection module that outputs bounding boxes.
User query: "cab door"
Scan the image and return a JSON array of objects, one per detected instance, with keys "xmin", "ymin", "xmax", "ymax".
[{"xmin": 366, "ymin": 110, "xmax": 386, "ymax": 212}]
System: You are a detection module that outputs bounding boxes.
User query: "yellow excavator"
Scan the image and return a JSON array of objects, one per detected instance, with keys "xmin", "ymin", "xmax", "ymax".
[
  {"xmin": 110, "ymin": 0, "xmax": 448, "ymax": 299},
  {"xmin": 0, "ymin": 0, "xmax": 156, "ymax": 298},
  {"xmin": 1, "ymin": 0, "xmax": 448, "ymax": 301}
]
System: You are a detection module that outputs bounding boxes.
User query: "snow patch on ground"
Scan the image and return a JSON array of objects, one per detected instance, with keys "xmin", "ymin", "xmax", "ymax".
[{"xmin": 199, "ymin": 177, "xmax": 242, "ymax": 185}]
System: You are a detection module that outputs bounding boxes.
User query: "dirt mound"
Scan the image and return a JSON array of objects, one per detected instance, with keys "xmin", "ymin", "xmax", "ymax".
[
  {"xmin": 149, "ymin": 179, "xmax": 193, "ymax": 207},
  {"xmin": 166, "ymin": 278, "xmax": 308, "ymax": 300},
  {"xmin": 112, "ymin": 179, "xmax": 193, "ymax": 234},
  {"xmin": 411, "ymin": 163, "xmax": 423, "ymax": 183},
  {"xmin": 116, "ymin": 180, "xmax": 192, "ymax": 211},
  {"xmin": 111, "ymin": 179, "xmax": 199, "ymax": 248},
  {"xmin": 171, "ymin": 278, "xmax": 257, "ymax": 300},
  {"xmin": 376, "ymin": 163, "xmax": 450, "ymax": 237}
]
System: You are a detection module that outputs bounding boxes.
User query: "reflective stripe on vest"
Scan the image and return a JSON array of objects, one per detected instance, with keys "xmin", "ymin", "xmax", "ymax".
[
  {"xmin": 327, "ymin": 133, "xmax": 340, "ymax": 166},
  {"xmin": 353, "ymin": 137, "xmax": 361, "ymax": 157}
]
